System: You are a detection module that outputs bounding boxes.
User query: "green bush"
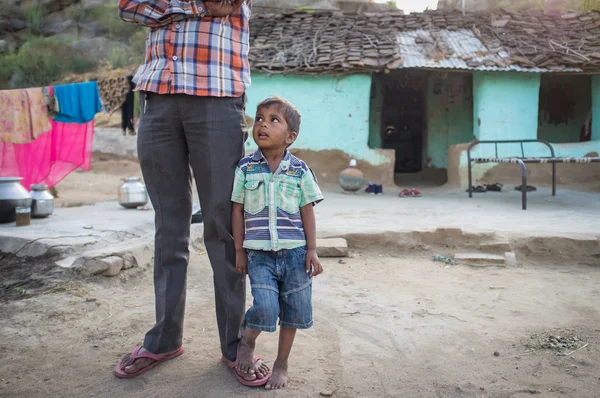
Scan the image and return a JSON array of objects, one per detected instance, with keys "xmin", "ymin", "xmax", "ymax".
[
  {"xmin": 129, "ymin": 29, "xmax": 147, "ymax": 63},
  {"xmin": 0, "ymin": 37, "xmax": 97, "ymax": 89},
  {"xmin": 25, "ymin": 7, "xmax": 47, "ymax": 35},
  {"xmin": 107, "ymin": 47, "xmax": 129, "ymax": 69},
  {"xmin": 68, "ymin": 3, "xmax": 88, "ymax": 38},
  {"xmin": 0, "ymin": 53, "xmax": 18, "ymax": 88},
  {"xmin": 88, "ymin": 4, "xmax": 142, "ymax": 41}
]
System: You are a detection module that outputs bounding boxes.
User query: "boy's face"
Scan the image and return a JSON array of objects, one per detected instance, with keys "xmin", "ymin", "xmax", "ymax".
[{"xmin": 253, "ymin": 104, "xmax": 297, "ymax": 152}]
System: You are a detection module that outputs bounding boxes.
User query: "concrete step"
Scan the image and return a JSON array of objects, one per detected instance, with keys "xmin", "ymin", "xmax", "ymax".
[
  {"xmin": 454, "ymin": 252, "xmax": 506, "ymax": 267},
  {"xmin": 479, "ymin": 237, "xmax": 512, "ymax": 252},
  {"xmin": 317, "ymin": 238, "xmax": 348, "ymax": 257}
]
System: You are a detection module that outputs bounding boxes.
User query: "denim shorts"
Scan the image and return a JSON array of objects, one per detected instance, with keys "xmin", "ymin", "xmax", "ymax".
[{"xmin": 245, "ymin": 246, "xmax": 312, "ymax": 332}]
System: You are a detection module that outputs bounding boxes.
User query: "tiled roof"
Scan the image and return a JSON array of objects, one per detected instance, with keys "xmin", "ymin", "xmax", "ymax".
[{"xmin": 249, "ymin": 9, "xmax": 600, "ymax": 74}]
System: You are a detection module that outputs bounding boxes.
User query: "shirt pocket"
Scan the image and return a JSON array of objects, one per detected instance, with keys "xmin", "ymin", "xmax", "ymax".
[
  {"xmin": 243, "ymin": 178, "xmax": 265, "ymax": 215},
  {"xmin": 277, "ymin": 179, "xmax": 301, "ymax": 215}
]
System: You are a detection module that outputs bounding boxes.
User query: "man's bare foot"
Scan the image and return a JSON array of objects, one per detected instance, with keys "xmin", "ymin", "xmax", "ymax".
[
  {"xmin": 265, "ymin": 360, "xmax": 288, "ymax": 390},
  {"xmin": 120, "ymin": 347, "xmax": 178, "ymax": 374}
]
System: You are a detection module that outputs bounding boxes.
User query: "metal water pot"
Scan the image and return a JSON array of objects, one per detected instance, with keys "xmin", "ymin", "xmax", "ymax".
[
  {"xmin": 30, "ymin": 184, "xmax": 54, "ymax": 218},
  {"xmin": 0, "ymin": 177, "xmax": 32, "ymax": 223},
  {"xmin": 118, "ymin": 177, "xmax": 148, "ymax": 209}
]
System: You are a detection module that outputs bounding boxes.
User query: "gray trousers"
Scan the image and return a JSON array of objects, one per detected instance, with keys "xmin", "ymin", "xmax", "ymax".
[{"xmin": 137, "ymin": 92, "xmax": 247, "ymax": 362}]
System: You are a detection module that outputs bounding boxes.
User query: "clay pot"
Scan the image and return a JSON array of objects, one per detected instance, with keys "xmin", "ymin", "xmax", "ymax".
[{"xmin": 339, "ymin": 159, "xmax": 366, "ymax": 193}]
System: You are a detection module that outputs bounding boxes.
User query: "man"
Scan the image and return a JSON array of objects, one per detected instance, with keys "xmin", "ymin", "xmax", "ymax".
[{"xmin": 114, "ymin": 0, "xmax": 269, "ymax": 383}]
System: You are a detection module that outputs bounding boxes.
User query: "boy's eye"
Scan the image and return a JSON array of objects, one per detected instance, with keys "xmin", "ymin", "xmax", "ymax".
[
  {"xmin": 256, "ymin": 117, "xmax": 263, "ymax": 122},
  {"xmin": 271, "ymin": 118, "xmax": 279, "ymax": 123}
]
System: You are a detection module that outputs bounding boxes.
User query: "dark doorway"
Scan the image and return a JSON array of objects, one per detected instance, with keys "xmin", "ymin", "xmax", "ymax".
[{"xmin": 380, "ymin": 70, "xmax": 426, "ymax": 173}]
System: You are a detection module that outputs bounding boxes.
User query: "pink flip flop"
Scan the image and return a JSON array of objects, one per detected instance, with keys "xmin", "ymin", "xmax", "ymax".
[
  {"xmin": 221, "ymin": 355, "xmax": 271, "ymax": 387},
  {"xmin": 399, "ymin": 188, "xmax": 422, "ymax": 197},
  {"xmin": 114, "ymin": 346, "xmax": 185, "ymax": 379}
]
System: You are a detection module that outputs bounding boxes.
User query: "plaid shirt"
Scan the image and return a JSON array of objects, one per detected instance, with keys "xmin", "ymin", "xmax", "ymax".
[
  {"xmin": 231, "ymin": 150, "xmax": 324, "ymax": 251},
  {"xmin": 118, "ymin": 0, "xmax": 251, "ymax": 97}
]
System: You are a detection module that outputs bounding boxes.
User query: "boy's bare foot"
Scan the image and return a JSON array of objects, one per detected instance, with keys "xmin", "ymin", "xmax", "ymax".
[
  {"xmin": 235, "ymin": 340, "xmax": 270, "ymax": 380},
  {"xmin": 265, "ymin": 360, "xmax": 288, "ymax": 390}
]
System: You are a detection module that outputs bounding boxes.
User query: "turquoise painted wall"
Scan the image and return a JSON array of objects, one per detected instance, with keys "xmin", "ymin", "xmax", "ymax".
[
  {"xmin": 592, "ymin": 75, "xmax": 600, "ymax": 141},
  {"xmin": 473, "ymin": 72, "xmax": 541, "ymax": 157},
  {"xmin": 538, "ymin": 75, "xmax": 590, "ymax": 143},
  {"xmin": 426, "ymin": 73, "xmax": 474, "ymax": 169},
  {"xmin": 245, "ymin": 73, "xmax": 389, "ymax": 165}
]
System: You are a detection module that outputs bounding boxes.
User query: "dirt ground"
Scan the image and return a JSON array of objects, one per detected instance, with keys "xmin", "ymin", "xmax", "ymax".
[
  {"xmin": 53, "ymin": 153, "xmax": 142, "ymax": 208},
  {"xmin": 1, "ymin": 249, "xmax": 600, "ymax": 398}
]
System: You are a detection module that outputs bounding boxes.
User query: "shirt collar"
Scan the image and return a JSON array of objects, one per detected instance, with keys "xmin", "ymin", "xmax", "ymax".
[{"xmin": 251, "ymin": 149, "xmax": 292, "ymax": 172}]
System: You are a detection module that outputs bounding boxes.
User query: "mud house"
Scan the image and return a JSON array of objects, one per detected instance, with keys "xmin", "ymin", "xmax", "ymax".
[{"xmin": 245, "ymin": 9, "xmax": 600, "ymax": 187}]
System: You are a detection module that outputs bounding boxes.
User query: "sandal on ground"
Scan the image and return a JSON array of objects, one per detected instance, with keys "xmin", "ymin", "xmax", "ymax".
[
  {"xmin": 114, "ymin": 346, "xmax": 185, "ymax": 379},
  {"xmin": 514, "ymin": 185, "xmax": 537, "ymax": 192},
  {"xmin": 399, "ymin": 188, "xmax": 421, "ymax": 197},
  {"xmin": 485, "ymin": 183, "xmax": 503, "ymax": 192},
  {"xmin": 466, "ymin": 185, "xmax": 487, "ymax": 193},
  {"xmin": 221, "ymin": 355, "xmax": 271, "ymax": 387}
]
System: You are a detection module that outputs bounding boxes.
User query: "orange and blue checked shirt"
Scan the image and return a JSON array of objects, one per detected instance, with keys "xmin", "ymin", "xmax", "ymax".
[{"xmin": 118, "ymin": 0, "xmax": 252, "ymax": 97}]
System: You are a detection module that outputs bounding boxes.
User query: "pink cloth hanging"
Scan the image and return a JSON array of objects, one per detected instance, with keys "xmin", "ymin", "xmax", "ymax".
[{"xmin": 0, "ymin": 120, "xmax": 94, "ymax": 189}]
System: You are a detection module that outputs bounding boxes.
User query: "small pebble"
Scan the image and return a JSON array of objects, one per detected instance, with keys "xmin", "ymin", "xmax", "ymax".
[{"xmin": 493, "ymin": 351, "xmax": 500, "ymax": 357}]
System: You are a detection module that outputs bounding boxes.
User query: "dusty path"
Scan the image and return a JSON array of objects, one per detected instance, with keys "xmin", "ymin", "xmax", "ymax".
[{"xmin": 1, "ymin": 251, "xmax": 599, "ymax": 398}]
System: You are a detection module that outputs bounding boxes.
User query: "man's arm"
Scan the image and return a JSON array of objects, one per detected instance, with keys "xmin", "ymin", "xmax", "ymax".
[
  {"xmin": 119, "ymin": 0, "xmax": 248, "ymax": 28},
  {"xmin": 118, "ymin": 0, "xmax": 206, "ymax": 28}
]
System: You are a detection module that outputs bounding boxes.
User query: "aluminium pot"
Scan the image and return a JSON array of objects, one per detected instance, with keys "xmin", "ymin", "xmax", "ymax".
[
  {"xmin": 30, "ymin": 184, "xmax": 54, "ymax": 218},
  {"xmin": 0, "ymin": 177, "xmax": 32, "ymax": 223},
  {"xmin": 118, "ymin": 177, "xmax": 148, "ymax": 209}
]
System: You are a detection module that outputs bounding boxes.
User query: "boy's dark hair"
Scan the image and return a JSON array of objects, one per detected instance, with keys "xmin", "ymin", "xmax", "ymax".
[{"xmin": 256, "ymin": 96, "xmax": 301, "ymax": 134}]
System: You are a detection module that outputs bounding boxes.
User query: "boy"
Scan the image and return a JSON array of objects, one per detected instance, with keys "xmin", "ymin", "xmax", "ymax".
[{"xmin": 230, "ymin": 97, "xmax": 324, "ymax": 389}]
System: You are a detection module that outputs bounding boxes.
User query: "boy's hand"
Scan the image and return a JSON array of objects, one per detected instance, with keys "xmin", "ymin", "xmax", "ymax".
[
  {"xmin": 235, "ymin": 249, "xmax": 248, "ymax": 274},
  {"xmin": 306, "ymin": 248, "xmax": 323, "ymax": 277},
  {"xmin": 205, "ymin": 0, "xmax": 245, "ymax": 17}
]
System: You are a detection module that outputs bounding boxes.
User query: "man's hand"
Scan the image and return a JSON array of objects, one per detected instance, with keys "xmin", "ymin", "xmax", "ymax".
[
  {"xmin": 205, "ymin": 0, "xmax": 245, "ymax": 17},
  {"xmin": 236, "ymin": 249, "xmax": 248, "ymax": 274},
  {"xmin": 306, "ymin": 248, "xmax": 323, "ymax": 277}
]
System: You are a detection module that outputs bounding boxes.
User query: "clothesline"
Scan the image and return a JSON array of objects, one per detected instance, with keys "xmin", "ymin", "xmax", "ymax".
[{"xmin": 0, "ymin": 74, "xmax": 136, "ymax": 189}]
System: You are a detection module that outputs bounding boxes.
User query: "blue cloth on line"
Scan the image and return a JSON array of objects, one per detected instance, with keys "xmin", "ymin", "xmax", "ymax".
[{"xmin": 53, "ymin": 82, "xmax": 102, "ymax": 124}]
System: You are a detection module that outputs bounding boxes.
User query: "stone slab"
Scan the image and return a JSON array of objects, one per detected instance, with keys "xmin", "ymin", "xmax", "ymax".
[
  {"xmin": 454, "ymin": 252, "xmax": 506, "ymax": 266},
  {"xmin": 317, "ymin": 238, "xmax": 348, "ymax": 257}
]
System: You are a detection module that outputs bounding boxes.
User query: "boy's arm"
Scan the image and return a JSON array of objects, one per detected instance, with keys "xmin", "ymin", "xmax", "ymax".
[
  {"xmin": 231, "ymin": 166, "xmax": 247, "ymax": 273},
  {"xmin": 299, "ymin": 167, "xmax": 324, "ymax": 276},
  {"xmin": 232, "ymin": 203, "xmax": 248, "ymax": 274},
  {"xmin": 232, "ymin": 202, "xmax": 245, "ymax": 252},
  {"xmin": 118, "ymin": 0, "xmax": 206, "ymax": 28},
  {"xmin": 300, "ymin": 204, "xmax": 322, "ymax": 277}
]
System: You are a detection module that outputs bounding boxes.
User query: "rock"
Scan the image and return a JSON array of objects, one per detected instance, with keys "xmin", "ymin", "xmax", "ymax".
[
  {"xmin": 9, "ymin": 18, "xmax": 26, "ymax": 31},
  {"xmin": 454, "ymin": 252, "xmax": 506, "ymax": 266},
  {"xmin": 70, "ymin": 37, "xmax": 130, "ymax": 63},
  {"xmin": 41, "ymin": 18, "xmax": 73, "ymax": 35},
  {"xmin": 317, "ymin": 238, "xmax": 348, "ymax": 257},
  {"xmin": 494, "ymin": 351, "xmax": 500, "ymax": 356},
  {"xmin": 504, "ymin": 252, "xmax": 518, "ymax": 267},
  {"xmin": 0, "ymin": 38, "xmax": 17, "ymax": 54},
  {"xmin": 100, "ymin": 256, "xmax": 124, "ymax": 277},
  {"xmin": 69, "ymin": 236, "xmax": 153, "ymax": 276}
]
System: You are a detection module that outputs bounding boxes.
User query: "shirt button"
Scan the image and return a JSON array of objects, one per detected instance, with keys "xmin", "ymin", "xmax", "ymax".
[
  {"xmin": 176, "ymin": 24, "xmax": 181, "ymax": 29},
  {"xmin": 172, "ymin": 56, "xmax": 178, "ymax": 61}
]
